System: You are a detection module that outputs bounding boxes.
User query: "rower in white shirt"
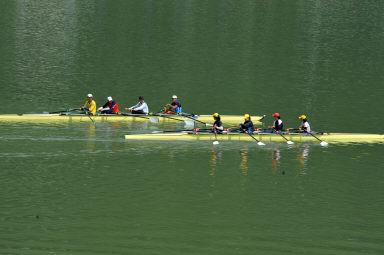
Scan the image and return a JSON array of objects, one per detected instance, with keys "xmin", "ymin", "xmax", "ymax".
[
  {"xmin": 125, "ymin": 96, "xmax": 149, "ymax": 114},
  {"xmin": 298, "ymin": 115, "xmax": 311, "ymax": 133}
]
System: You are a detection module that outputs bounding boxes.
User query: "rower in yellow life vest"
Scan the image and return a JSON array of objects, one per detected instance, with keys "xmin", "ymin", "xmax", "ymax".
[
  {"xmin": 298, "ymin": 115, "xmax": 311, "ymax": 133},
  {"xmin": 80, "ymin": 94, "xmax": 97, "ymax": 115}
]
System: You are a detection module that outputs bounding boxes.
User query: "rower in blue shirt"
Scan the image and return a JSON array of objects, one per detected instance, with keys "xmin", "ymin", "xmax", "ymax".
[{"xmin": 164, "ymin": 95, "xmax": 182, "ymax": 114}]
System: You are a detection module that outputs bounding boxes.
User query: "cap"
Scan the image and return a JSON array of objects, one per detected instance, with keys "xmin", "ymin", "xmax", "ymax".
[
  {"xmin": 299, "ymin": 115, "xmax": 307, "ymax": 120},
  {"xmin": 244, "ymin": 114, "xmax": 250, "ymax": 119},
  {"xmin": 87, "ymin": 93, "xmax": 93, "ymax": 98},
  {"xmin": 139, "ymin": 96, "xmax": 144, "ymax": 100},
  {"xmin": 272, "ymin": 113, "xmax": 280, "ymax": 117},
  {"xmin": 172, "ymin": 95, "xmax": 177, "ymax": 99},
  {"xmin": 107, "ymin": 96, "xmax": 113, "ymax": 101},
  {"xmin": 212, "ymin": 113, "xmax": 220, "ymax": 118}
]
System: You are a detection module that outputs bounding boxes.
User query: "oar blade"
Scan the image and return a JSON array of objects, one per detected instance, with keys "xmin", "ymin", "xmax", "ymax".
[
  {"xmin": 320, "ymin": 141, "xmax": 328, "ymax": 146},
  {"xmin": 149, "ymin": 117, "xmax": 159, "ymax": 123},
  {"xmin": 213, "ymin": 140, "xmax": 220, "ymax": 145},
  {"xmin": 257, "ymin": 141, "xmax": 266, "ymax": 146},
  {"xmin": 287, "ymin": 141, "xmax": 294, "ymax": 145}
]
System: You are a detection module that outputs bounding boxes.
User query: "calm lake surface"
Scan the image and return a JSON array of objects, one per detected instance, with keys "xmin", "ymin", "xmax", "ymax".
[{"xmin": 0, "ymin": 1, "xmax": 383, "ymax": 254}]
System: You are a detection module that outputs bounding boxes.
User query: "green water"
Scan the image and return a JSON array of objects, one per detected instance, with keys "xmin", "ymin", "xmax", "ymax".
[{"xmin": 1, "ymin": 1, "xmax": 383, "ymax": 254}]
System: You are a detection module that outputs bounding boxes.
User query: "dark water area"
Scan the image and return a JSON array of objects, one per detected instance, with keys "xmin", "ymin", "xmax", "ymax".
[{"xmin": 0, "ymin": 1, "xmax": 383, "ymax": 254}]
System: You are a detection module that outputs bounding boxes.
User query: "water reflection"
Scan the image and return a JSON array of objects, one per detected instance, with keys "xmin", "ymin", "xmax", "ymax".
[
  {"xmin": 209, "ymin": 149, "xmax": 222, "ymax": 199},
  {"xmin": 86, "ymin": 123, "xmax": 96, "ymax": 153},
  {"xmin": 239, "ymin": 148, "xmax": 249, "ymax": 190},
  {"xmin": 271, "ymin": 149, "xmax": 281, "ymax": 175},
  {"xmin": 239, "ymin": 149, "xmax": 248, "ymax": 175},
  {"xmin": 297, "ymin": 145, "xmax": 311, "ymax": 175}
]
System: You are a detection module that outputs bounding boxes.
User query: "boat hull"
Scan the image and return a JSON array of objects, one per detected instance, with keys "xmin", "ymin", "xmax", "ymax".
[
  {"xmin": 0, "ymin": 114, "xmax": 264, "ymax": 124},
  {"xmin": 124, "ymin": 132, "xmax": 384, "ymax": 144}
]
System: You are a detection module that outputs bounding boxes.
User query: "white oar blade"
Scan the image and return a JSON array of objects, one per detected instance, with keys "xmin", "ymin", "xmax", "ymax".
[
  {"xmin": 149, "ymin": 117, "xmax": 159, "ymax": 123},
  {"xmin": 184, "ymin": 120, "xmax": 195, "ymax": 128},
  {"xmin": 257, "ymin": 141, "xmax": 266, "ymax": 146},
  {"xmin": 205, "ymin": 123, "xmax": 213, "ymax": 127},
  {"xmin": 213, "ymin": 141, "xmax": 219, "ymax": 145},
  {"xmin": 320, "ymin": 141, "xmax": 328, "ymax": 146},
  {"xmin": 287, "ymin": 141, "xmax": 294, "ymax": 145}
]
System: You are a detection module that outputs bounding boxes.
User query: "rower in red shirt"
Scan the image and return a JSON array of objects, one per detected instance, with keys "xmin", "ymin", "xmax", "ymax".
[{"xmin": 97, "ymin": 96, "xmax": 119, "ymax": 114}]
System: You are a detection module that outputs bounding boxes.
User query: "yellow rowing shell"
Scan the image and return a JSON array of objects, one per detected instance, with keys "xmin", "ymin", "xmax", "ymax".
[
  {"xmin": 0, "ymin": 114, "xmax": 264, "ymax": 124},
  {"xmin": 124, "ymin": 132, "xmax": 384, "ymax": 144}
]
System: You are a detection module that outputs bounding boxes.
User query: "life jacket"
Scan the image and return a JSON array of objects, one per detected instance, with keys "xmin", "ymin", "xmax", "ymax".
[
  {"xmin": 108, "ymin": 101, "xmax": 119, "ymax": 113},
  {"xmin": 274, "ymin": 119, "xmax": 283, "ymax": 131},
  {"xmin": 172, "ymin": 101, "xmax": 182, "ymax": 113}
]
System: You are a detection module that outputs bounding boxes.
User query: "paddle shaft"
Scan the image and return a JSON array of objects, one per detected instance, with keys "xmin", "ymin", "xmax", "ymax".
[
  {"xmin": 120, "ymin": 112, "xmax": 153, "ymax": 120},
  {"xmin": 180, "ymin": 114, "xmax": 209, "ymax": 126},
  {"xmin": 154, "ymin": 128, "xmax": 212, "ymax": 133},
  {"xmin": 154, "ymin": 114, "xmax": 194, "ymax": 123},
  {"xmin": 248, "ymin": 133, "xmax": 263, "ymax": 143},
  {"xmin": 214, "ymin": 130, "xmax": 218, "ymax": 141},
  {"xmin": 278, "ymin": 132, "xmax": 290, "ymax": 141},
  {"xmin": 49, "ymin": 108, "xmax": 78, "ymax": 114},
  {"xmin": 86, "ymin": 111, "xmax": 96, "ymax": 126},
  {"xmin": 309, "ymin": 132, "xmax": 324, "ymax": 142}
]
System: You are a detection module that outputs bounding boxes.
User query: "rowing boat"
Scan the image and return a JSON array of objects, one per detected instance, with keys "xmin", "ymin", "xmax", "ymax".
[
  {"xmin": 0, "ymin": 113, "xmax": 265, "ymax": 124},
  {"xmin": 124, "ymin": 132, "xmax": 384, "ymax": 144}
]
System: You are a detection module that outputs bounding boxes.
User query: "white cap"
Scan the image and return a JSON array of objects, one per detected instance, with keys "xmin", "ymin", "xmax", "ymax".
[
  {"xmin": 107, "ymin": 96, "xmax": 113, "ymax": 101},
  {"xmin": 87, "ymin": 93, "xmax": 93, "ymax": 98},
  {"xmin": 172, "ymin": 95, "xmax": 177, "ymax": 99}
]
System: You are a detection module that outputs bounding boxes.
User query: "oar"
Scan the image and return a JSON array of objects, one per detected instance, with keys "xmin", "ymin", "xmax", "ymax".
[
  {"xmin": 309, "ymin": 132, "xmax": 328, "ymax": 146},
  {"xmin": 48, "ymin": 108, "xmax": 78, "ymax": 114},
  {"xmin": 85, "ymin": 111, "xmax": 96, "ymax": 126},
  {"xmin": 277, "ymin": 132, "xmax": 294, "ymax": 145},
  {"xmin": 120, "ymin": 113, "xmax": 159, "ymax": 123},
  {"xmin": 248, "ymin": 133, "xmax": 265, "ymax": 146},
  {"xmin": 152, "ymin": 128, "xmax": 211, "ymax": 133},
  {"xmin": 213, "ymin": 130, "xmax": 219, "ymax": 145},
  {"xmin": 157, "ymin": 113, "xmax": 212, "ymax": 126},
  {"xmin": 181, "ymin": 114, "xmax": 213, "ymax": 127},
  {"xmin": 154, "ymin": 113, "xmax": 195, "ymax": 125}
]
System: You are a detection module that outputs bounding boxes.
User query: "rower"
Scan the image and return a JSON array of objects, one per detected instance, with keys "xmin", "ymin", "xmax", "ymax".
[
  {"xmin": 125, "ymin": 96, "xmax": 149, "ymax": 114},
  {"xmin": 238, "ymin": 114, "xmax": 254, "ymax": 133},
  {"xmin": 164, "ymin": 95, "xmax": 182, "ymax": 114},
  {"xmin": 97, "ymin": 96, "xmax": 119, "ymax": 114},
  {"xmin": 212, "ymin": 113, "xmax": 224, "ymax": 134},
  {"xmin": 268, "ymin": 113, "xmax": 283, "ymax": 133},
  {"xmin": 80, "ymin": 94, "xmax": 96, "ymax": 115},
  {"xmin": 298, "ymin": 115, "xmax": 311, "ymax": 133}
]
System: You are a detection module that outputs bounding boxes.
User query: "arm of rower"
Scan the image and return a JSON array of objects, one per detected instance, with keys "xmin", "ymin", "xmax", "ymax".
[{"xmin": 133, "ymin": 103, "xmax": 145, "ymax": 111}]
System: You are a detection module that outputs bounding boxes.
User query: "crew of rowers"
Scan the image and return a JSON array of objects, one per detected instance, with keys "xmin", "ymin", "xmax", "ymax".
[
  {"xmin": 80, "ymin": 93, "xmax": 311, "ymax": 134},
  {"xmin": 79, "ymin": 93, "xmax": 181, "ymax": 116},
  {"xmin": 212, "ymin": 112, "xmax": 311, "ymax": 134}
]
